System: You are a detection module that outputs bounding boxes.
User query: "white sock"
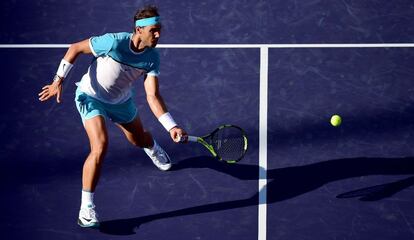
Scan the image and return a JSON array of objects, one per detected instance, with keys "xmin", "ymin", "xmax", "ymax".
[{"xmin": 81, "ymin": 190, "xmax": 94, "ymax": 209}]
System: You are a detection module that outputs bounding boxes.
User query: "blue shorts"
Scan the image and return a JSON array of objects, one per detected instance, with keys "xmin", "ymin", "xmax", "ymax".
[{"xmin": 74, "ymin": 88, "xmax": 138, "ymax": 124}]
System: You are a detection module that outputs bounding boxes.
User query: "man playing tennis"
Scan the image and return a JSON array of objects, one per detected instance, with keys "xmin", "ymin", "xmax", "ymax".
[{"xmin": 38, "ymin": 6, "xmax": 187, "ymax": 228}]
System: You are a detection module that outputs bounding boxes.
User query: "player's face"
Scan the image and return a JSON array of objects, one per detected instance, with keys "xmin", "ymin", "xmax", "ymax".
[{"xmin": 141, "ymin": 25, "xmax": 161, "ymax": 48}]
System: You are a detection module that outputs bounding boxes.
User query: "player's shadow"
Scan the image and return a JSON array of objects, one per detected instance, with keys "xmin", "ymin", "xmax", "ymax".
[{"xmin": 99, "ymin": 156, "xmax": 414, "ymax": 235}]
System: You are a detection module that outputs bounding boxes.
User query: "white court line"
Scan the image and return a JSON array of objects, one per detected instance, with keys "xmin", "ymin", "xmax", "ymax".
[
  {"xmin": 161, "ymin": 43, "xmax": 414, "ymax": 48},
  {"xmin": 259, "ymin": 47, "xmax": 268, "ymax": 240},
  {"xmin": 0, "ymin": 44, "xmax": 70, "ymax": 48},
  {"xmin": 1, "ymin": 43, "xmax": 414, "ymax": 48}
]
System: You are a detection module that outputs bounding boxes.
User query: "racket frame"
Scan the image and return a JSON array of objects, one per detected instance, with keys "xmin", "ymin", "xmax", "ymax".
[{"xmin": 187, "ymin": 125, "xmax": 248, "ymax": 163}]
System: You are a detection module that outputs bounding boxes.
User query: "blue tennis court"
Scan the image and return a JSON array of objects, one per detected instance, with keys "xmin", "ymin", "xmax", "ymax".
[{"xmin": 1, "ymin": 1, "xmax": 414, "ymax": 240}]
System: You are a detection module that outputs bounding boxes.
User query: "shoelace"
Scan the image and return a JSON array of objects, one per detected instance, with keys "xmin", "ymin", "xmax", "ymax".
[
  {"xmin": 86, "ymin": 208, "xmax": 98, "ymax": 219},
  {"xmin": 152, "ymin": 148, "xmax": 169, "ymax": 163}
]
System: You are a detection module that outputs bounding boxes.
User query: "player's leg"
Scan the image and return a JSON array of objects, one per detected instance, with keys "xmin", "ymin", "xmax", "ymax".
[
  {"xmin": 116, "ymin": 116, "xmax": 153, "ymax": 148},
  {"xmin": 78, "ymin": 116, "xmax": 108, "ymax": 228},
  {"xmin": 116, "ymin": 116, "xmax": 172, "ymax": 171},
  {"xmin": 82, "ymin": 116, "xmax": 108, "ymax": 192},
  {"xmin": 74, "ymin": 88, "xmax": 109, "ymax": 228}
]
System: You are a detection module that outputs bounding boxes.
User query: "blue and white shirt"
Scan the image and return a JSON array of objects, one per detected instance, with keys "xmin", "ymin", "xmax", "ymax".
[{"xmin": 76, "ymin": 32, "xmax": 160, "ymax": 104}]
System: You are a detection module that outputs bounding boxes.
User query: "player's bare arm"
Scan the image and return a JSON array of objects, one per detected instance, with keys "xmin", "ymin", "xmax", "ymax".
[
  {"xmin": 143, "ymin": 74, "xmax": 187, "ymax": 142},
  {"xmin": 38, "ymin": 39, "xmax": 92, "ymax": 103}
]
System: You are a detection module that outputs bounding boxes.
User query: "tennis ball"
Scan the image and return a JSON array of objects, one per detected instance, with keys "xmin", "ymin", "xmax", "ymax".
[{"xmin": 330, "ymin": 115, "xmax": 342, "ymax": 127}]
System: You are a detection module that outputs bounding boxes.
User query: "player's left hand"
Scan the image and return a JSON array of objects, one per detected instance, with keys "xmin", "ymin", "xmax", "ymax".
[
  {"xmin": 170, "ymin": 126, "xmax": 188, "ymax": 143},
  {"xmin": 38, "ymin": 76, "xmax": 64, "ymax": 103}
]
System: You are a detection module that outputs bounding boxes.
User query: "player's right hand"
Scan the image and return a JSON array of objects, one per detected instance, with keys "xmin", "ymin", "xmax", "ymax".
[
  {"xmin": 38, "ymin": 76, "xmax": 64, "ymax": 103},
  {"xmin": 170, "ymin": 126, "xmax": 188, "ymax": 143}
]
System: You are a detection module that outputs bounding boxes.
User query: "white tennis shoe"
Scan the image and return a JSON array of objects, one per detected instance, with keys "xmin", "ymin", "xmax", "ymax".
[
  {"xmin": 144, "ymin": 141, "xmax": 172, "ymax": 171},
  {"xmin": 78, "ymin": 204, "xmax": 100, "ymax": 228}
]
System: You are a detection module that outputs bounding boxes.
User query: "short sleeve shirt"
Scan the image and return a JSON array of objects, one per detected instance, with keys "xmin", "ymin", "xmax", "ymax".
[{"xmin": 76, "ymin": 32, "xmax": 160, "ymax": 104}]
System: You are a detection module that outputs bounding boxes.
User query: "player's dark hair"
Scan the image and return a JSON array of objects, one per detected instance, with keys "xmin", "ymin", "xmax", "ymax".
[{"xmin": 134, "ymin": 5, "xmax": 160, "ymax": 31}]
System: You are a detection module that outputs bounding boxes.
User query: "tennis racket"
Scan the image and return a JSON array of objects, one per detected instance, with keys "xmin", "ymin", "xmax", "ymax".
[{"xmin": 178, "ymin": 125, "xmax": 248, "ymax": 163}]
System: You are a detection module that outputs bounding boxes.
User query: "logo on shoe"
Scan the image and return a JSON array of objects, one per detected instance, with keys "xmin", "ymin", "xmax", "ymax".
[{"xmin": 81, "ymin": 217, "xmax": 93, "ymax": 222}]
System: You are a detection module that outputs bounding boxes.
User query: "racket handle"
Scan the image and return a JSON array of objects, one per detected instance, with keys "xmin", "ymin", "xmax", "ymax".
[
  {"xmin": 176, "ymin": 135, "xmax": 197, "ymax": 143},
  {"xmin": 187, "ymin": 136, "xmax": 198, "ymax": 142}
]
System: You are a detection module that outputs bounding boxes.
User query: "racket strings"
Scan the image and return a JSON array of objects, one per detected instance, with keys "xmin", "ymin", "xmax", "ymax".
[
  {"xmin": 215, "ymin": 138, "xmax": 246, "ymax": 160},
  {"xmin": 210, "ymin": 127, "xmax": 246, "ymax": 161}
]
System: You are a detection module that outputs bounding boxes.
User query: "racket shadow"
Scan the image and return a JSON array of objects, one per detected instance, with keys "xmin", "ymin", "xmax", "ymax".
[
  {"xmin": 336, "ymin": 176, "xmax": 414, "ymax": 201},
  {"xmin": 265, "ymin": 156, "xmax": 414, "ymax": 203},
  {"xmin": 99, "ymin": 156, "xmax": 414, "ymax": 235}
]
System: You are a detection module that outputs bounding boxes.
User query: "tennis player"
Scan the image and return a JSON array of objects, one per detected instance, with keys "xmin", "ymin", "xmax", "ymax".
[{"xmin": 38, "ymin": 6, "xmax": 187, "ymax": 228}]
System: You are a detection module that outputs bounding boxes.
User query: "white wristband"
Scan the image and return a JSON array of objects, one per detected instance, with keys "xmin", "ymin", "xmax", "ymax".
[
  {"xmin": 56, "ymin": 59, "xmax": 73, "ymax": 78},
  {"xmin": 158, "ymin": 112, "xmax": 178, "ymax": 132}
]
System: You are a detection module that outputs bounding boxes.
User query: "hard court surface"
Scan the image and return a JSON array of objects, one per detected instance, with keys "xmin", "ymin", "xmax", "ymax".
[{"xmin": 1, "ymin": 1, "xmax": 414, "ymax": 239}]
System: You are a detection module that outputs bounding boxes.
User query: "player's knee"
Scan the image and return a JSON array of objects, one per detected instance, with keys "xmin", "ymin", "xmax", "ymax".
[{"xmin": 89, "ymin": 144, "xmax": 107, "ymax": 161}]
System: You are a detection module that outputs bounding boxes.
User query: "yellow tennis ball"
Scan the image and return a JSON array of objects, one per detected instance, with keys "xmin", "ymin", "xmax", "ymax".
[{"xmin": 330, "ymin": 115, "xmax": 342, "ymax": 127}]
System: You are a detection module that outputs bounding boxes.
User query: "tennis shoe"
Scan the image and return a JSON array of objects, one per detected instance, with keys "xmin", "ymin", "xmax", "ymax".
[
  {"xmin": 144, "ymin": 141, "xmax": 172, "ymax": 171},
  {"xmin": 78, "ymin": 204, "xmax": 99, "ymax": 228}
]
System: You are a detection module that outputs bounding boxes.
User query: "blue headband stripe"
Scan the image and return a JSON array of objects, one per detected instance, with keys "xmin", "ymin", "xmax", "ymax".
[{"xmin": 135, "ymin": 16, "xmax": 161, "ymax": 27}]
